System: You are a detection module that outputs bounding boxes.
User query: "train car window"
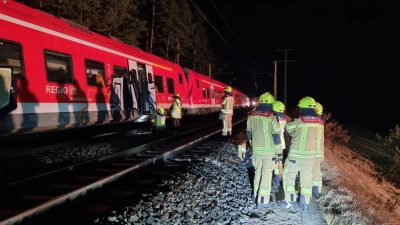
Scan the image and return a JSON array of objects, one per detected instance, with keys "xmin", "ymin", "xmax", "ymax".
[
  {"xmin": 85, "ymin": 59, "xmax": 105, "ymax": 87},
  {"xmin": 202, "ymin": 87, "xmax": 206, "ymax": 98},
  {"xmin": 113, "ymin": 66, "xmax": 128, "ymax": 77},
  {"xmin": 178, "ymin": 74, "xmax": 183, "ymax": 84},
  {"xmin": 154, "ymin": 75, "xmax": 164, "ymax": 93},
  {"xmin": 0, "ymin": 39, "xmax": 25, "ymax": 79},
  {"xmin": 166, "ymin": 77, "xmax": 174, "ymax": 94},
  {"xmin": 196, "ymin": 80, "xmax": 199, "ymax": 88},
  {"xmin": 212, "ymin": 89, "xmax": 215, "ymax": 98},
  {"xmin": 206, "ymin": 88, "xmax": 210, "ymax": 98},
  {"xmin": 44, "ymin": 49, "xmax": 73, "ymax": 83}
]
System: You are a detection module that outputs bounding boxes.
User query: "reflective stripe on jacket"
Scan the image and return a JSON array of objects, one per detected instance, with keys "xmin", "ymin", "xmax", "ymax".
[
  {"xmin": 171, "ymin": 99, "xmax": 182, "ymax": 118},
  {"xmin": 221, "ymin": 96, "xmax": 234, "ymax": 115},
  {"xmin": 246, "ymin": 111, "xmax": 282, "ymax": 155},
  {"xmin": 285, "ymin": 115, "xmax": 324, "ymax": 159},
  {"xmin": 156, "ymin": 115, "xmax": 166, "ymax": 127}
]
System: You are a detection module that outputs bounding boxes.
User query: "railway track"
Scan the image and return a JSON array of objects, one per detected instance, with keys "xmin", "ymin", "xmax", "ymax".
[
  {"xmin": 0, "ymin": 111, "xmax": 251, "ymax": 225},
  {"xmin": 349, "ymin": 133, "xmax": 385, "ymax": 154}
]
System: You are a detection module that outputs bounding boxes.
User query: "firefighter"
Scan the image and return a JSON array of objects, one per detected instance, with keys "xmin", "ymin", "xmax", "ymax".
[
  {"xmin": 170, "ymin": 93, "xmax": 182, "ymax": 133},
  {"xmin": 280, "ymin": 96, "xmax": 324, "ymax": 211},
  {"xmin": 312, "ymin": 102, "xmax": 324, "ymax": 198},
  {"xmin": 246, "ymin": 92, "xmax": 282, "ymax": 208},
  {"xmin": 151, "ymin": 108, "xmax": 166, "ymax": 134},
  {"xmin": 272, "ymin": 101, "xmax": 287, "ymax": 187},
  {"xmin": 220, "ymin": 86, "xmax": 234, "ymax": 136}
]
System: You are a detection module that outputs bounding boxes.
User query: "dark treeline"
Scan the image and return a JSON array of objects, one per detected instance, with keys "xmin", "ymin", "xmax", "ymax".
[{"xmin": 16, "ymin": 0, "xmax": 219, "ymax": 75}]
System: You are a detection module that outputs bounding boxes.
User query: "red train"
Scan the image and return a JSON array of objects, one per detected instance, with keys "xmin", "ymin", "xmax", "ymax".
[{"xmin": 0, "ymin": 0, "xmax": 249, "ymax": 136}]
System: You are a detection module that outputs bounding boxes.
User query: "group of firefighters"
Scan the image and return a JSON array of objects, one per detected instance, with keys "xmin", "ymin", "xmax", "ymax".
[
  {"xmin": 151, "ymin": 86, "xmax": 325, "ymax": 212},
  {"xmin": 220, "ymin": 86, "xmax": 324, "ymax": 212}
]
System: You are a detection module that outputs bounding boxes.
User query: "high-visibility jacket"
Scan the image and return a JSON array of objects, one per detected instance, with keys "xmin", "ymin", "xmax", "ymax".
[
  {"xmin": 277, "ymin": 114, "xmax": 288, "ymax": 149},
  {"xmin": 155, "ymin": 114, "xmax": 166, "ymax": 128},
  {"xmin": 285, "ymin": 115, "xmax": 324, "ymax": 159},
  {"xmin": 170, "ymin": 99, "xmax": 182, "ymax": 118},
  {"xmin": 246, "ymin": 110, "xmax": 282, "ymax": 155},
  {"xmin": 221, "ymin": 96, "xmax": 234, "ymax": 115},
  {"xmin": 315, "ymin": 116, "xmax": 325, "ymax": 159}
]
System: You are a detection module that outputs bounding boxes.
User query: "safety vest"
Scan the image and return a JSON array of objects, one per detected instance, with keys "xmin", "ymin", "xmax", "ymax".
[
  {"xmin": 285, "ymin": 115, "xmax": 324, "ymax": 159},
  {"xmin": 170, "ymin": 99, "xmax": 182, "ymax": 118},
  {"xmin": 277, "ymin": 114, "xmax": 287, "ymax": 149},
  {"xmin": 221, "ymin": 96, "xmax": 234, "ymax": 115},
  {"xmin": 155, "ymin": 114, "xmax": 166, "ymax": 128},
  {"xmin": 246, "ymin": 111, "xmax": 282, "ymax": 155}
]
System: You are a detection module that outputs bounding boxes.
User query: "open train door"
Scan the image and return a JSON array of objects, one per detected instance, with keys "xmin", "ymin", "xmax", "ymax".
[
  {"xmin": 144, "ymin": 65, "xmax": 156, "ymax": 116},
  {"xmin": 110, "ymin": 74, "xmax": 124, "ymax": 121},
  {"xmin": 127, "ymin": 60, "xmax": 139, "ymax": 117},
  {"xmin": 0, "ymin": 67, "xmax": 17, "ymax": 118},
  {"xmin": 210, "ymin": 85, "xmax": 215, "ymax": 107}
]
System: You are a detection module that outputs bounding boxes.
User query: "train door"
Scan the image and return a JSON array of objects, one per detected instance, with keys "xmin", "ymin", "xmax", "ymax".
[
  {"xmin": 128, "ymin": 60, "xmax": 139, "ymax": 115},
  {"xmin": 210, "ymin": 85, "xmax": 215, "ymax": 106},
  {"xmin": 110, "ymin": 74, "xmax": 124, "ymax": 121},
  {"xmin": 144, "ymin": 65, "xmax": 156, "ymax": 116}
]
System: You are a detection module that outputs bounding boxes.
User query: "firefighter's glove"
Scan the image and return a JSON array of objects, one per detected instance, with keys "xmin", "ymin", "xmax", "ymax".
[{"xmin": 277, "ymin": 153, "xmax": 283, "ymax": 162}]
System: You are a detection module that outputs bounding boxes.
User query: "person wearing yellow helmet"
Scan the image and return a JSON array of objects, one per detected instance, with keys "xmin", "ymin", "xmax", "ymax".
[
  {"xmin": 246, "ymin": 92, "xmax": 282, "ymax": 208},
  {"xmin": 169, "ymin": 93, "xmax": 182, "ymax": 134},
  {"xmin": 311, "ymin": 102, "xmax": 324, "ymax": 199},
  {"xmin": 220, "ymin": 86, "xmax": 234, "ymax": 136},
  {"xmin": 280, "ymin": 96, "xmax": 324, "ymax": 212},
  {"xmin": 271, "ymin": 101, "xmax": 287, "ymax": 190}
]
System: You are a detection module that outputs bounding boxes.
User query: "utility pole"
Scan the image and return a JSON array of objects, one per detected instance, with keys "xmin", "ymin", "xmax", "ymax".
[
  {"xmin": 208, "ymin": 63, "xmax": 211, "ymax": 77},
  {"xmin": 277, "ymin": 49, "xmax": 295, "ymax": 106},
  {"xmin": 273, "ymin": 61, "xmax": 277, "ymax": 99}
]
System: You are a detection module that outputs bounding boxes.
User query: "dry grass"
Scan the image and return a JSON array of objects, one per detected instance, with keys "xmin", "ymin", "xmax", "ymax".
[{"xmin": 319, "ymin": 140, "xmax": 400, "ymax": 225}]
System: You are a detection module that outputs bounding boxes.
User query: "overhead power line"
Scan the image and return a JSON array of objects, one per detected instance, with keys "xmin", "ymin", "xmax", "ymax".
[{"xmin": 189, "ymin": 0, "xmax": 258, "ymax": 90}]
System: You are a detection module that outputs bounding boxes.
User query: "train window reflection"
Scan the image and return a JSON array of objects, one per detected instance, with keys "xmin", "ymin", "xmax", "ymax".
[
  {"xmin": 44, "ymin": 49, "xmax": 73, "ymax": 83},
  {"xmin": 0, "ymin": 39, "xmax": 25, "ymax": 79},
  {"xmin": 85, "ymin": 59, "xmax": 104, "ymax": 87}
]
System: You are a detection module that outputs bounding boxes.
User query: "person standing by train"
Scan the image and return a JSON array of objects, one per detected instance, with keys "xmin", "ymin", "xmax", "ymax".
[
  {"xmin": 280, "ymin": 97, "xmax": 324, "ymax": 211},
  {"xmin": 220, "ymin": 86, "xmax": 234, "ymax": 136},
  {"xmin": 170, "ymin": 93, "xmax": 182, "ymax": 133},
  {"xmin": 246, "ymin": 92, "xmax": 282, "ymax": 208}
]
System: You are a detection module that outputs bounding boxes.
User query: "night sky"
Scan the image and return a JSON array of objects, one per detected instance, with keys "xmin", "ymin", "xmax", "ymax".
[{"xmin": 196, "ymin": 0, "xmax": 399, "ymax": 132}]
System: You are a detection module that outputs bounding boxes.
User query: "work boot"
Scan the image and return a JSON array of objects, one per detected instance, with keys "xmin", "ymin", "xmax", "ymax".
[
  {"xmin": 297, "ymin": 195, "xmax": 309, "ymax": 212},
  {"xmin": 278, "ymin": 201, "xmax": 296, "ymax": 210},
  {"xmin": 257, "ymin": 202, "xmax": 274, "ymax": 208},
  {"xmin": 312, "ymin": 186, "xmax": 320, "ymax": 198}
]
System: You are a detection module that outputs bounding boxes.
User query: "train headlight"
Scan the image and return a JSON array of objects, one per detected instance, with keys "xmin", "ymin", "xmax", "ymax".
[{"xmin": 252, "ymin": 101, "xmax": 256, "ymax": 106}]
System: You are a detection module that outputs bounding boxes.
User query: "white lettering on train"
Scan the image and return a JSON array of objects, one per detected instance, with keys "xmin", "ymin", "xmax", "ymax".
[{"xmin": 46, "ymin": 85, "xmax": 68, "ymax": 94}]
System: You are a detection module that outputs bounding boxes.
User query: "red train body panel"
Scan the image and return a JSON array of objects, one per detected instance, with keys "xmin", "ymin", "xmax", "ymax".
[{"xmin": 0, "ymin": 0, "xmax": 249, "ymax": 136}]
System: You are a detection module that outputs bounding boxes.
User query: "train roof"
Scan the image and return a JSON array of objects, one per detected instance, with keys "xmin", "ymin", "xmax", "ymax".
[{"xmin": 0, "ymin": 0, "xmax": 181, "ymax": 72}]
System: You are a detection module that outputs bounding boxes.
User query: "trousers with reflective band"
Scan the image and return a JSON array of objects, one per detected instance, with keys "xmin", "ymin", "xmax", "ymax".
[{"xmin": 285, "ymin": 115, "xmax": 324, "ymax": 159}]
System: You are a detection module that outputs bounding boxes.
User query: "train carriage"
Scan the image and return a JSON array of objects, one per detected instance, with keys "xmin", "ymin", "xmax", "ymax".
[{"xmin": 0, "ymin": 0, "xmax": 249, "ymax": 136}]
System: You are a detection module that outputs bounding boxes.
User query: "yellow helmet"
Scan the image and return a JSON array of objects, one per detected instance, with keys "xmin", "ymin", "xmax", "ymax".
[
  {"xmin": 272, "ymin": 101, "xmax": 285, "ymax": 112},
  {"xmin": 259, "ymin": 92, "xmax": 275, "ymax": 104},
  {"xmin": 224, "ymin": 86, "xmax": 232, "ymax": 93},
  {"xmin": 173, "ymin": 93, "xmax": 180, "ymax": 98},
  {"xmin": 315, "ymin": 102, "xmax": 323, "ymax": 115},
  {"xmin": 298, "ymin": 96, "xmax": 316, "ymax": 108},
  {"xmin": 157, "ymin": 108, "xmax": 164, "ymax": 114}
]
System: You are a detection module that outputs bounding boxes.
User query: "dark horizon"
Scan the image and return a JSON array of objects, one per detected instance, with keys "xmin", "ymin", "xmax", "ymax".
[{"xmin": 198, "ymin": 0, "xmax": 399, "ymax": 133}]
